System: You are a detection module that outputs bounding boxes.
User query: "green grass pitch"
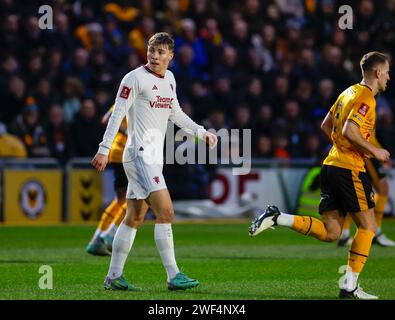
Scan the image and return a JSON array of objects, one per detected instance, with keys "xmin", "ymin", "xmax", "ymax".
[{"xmin": 1, "ymin": 219, "xmax": 395, "ymax": 300}]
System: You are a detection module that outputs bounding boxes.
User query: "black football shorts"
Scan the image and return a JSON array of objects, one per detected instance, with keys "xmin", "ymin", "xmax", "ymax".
[{"xmin": 319, "ymin": 165, "xmax": 375, "ymax": 215}]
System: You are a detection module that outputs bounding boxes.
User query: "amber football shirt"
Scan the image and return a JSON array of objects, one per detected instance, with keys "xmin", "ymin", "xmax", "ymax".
[{"xmin": 323, "ymin": 83, "xmax": 376, "ymax": 171}]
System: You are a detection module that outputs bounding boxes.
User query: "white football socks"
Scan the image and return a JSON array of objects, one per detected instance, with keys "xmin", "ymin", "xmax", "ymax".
[
  {"xmin": 342, "ymin": 269, "xmax": 359, "ymax": 292},
  {"xmin": 340, "ymin": 229, "xmax": 350, "ymax": 240},
  {"xmin": 155, "ymin": 223, "xmax": 180, "ymax": 282},
  {"xmin": 107, "ymin": 223, "xmax": 137, "ymax": 279},
  {"xmin": 276, "ymin": 212, "xmax": 294, "ymax": 227}
]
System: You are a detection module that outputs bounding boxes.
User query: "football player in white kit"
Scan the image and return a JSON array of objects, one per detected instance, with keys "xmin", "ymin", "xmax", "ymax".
[{"xmin": 91, "ymin": 32, "xmax": 217, "ymax": 291}]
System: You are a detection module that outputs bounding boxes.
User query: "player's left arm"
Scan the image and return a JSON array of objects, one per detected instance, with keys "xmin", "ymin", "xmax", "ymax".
[
  {"xmin": 343, "ymin": 99, "xmax": 390, "ymax": 162},
  {"xmin": 168, "ymin": 75, "xmax": 217, "ymax": 149}
]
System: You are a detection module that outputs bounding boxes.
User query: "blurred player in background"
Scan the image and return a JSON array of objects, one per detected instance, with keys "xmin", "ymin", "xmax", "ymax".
[
  {"xmin": 91, "ymin": 32, "xmax": 217, "ymax": 291},
  {"xmin": 86, "ymin": 107, "xmax": 127, "ymax": 256},
  {"xmin": 338, "ymin": 133, "xmax": 394, "ymax": 247},
  {"xmin": 249, "ymin": 52, "xmax": 391, "ymax": 299}
]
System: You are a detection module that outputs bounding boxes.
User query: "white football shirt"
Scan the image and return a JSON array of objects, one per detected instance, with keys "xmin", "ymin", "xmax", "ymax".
[{"xmin": 98, "ymin": 65, "xmax": 206, "ymax": 164}]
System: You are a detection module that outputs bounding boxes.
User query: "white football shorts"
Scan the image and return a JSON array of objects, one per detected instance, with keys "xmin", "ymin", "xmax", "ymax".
[{"xmin": 123, "ymin": 154, "xmax": 167, "ymax": 200}]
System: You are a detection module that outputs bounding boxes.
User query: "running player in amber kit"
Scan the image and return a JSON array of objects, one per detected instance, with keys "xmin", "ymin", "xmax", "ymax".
[
  {"xmin": 249, "ymin": 51, "xmax": 390, "ymax": 299},
  {"xmin": 338, "ymin": 131, "xmax": 394, "ymax": 247}
]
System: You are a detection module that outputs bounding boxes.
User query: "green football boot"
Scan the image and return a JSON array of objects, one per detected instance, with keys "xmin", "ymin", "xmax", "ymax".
[
  {"xmin": 167, "ymin": 272, "xmax": 199, "ymax": 291},
  {"xmin": 103, "ymin": 275, "xmax": 142, "ymax": 291},
  {"xmin": 86, "ymin": 239, "xmax": 111, "ymax": 256}
]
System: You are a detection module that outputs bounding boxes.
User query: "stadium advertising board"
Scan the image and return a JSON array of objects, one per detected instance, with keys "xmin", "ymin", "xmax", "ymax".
[
  {"xmin": 68, "ymin": 169, "xmax": 103, "ymax": 223},
  {"xmin": 3, "ymin": 169, "xmax": 62, "ymax": 225}
]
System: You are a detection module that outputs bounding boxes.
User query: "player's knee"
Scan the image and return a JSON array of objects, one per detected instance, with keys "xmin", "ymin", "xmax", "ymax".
[
  {"xmin": 365, "ymin": 221, "xmax": 378, "ymax": 234},
  {"xmin": 129, "ymin": 216, "xmax": 144, "ymax": 228},
  {"xmin": 325, "ymin": 228, "xmax": 342, "ymax": 242},
  {"xmin": 156, "ymin": 207, "xmax": 174, "ymax": 223},
  {"xmin": 325, "ymin": 232, "xmax": 340, "ymax": 242}
]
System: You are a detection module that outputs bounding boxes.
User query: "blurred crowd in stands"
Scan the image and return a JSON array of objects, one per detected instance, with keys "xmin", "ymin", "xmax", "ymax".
[{"xmin": 1, "ymin": 0, "xmax": 395, "ymax": 163}]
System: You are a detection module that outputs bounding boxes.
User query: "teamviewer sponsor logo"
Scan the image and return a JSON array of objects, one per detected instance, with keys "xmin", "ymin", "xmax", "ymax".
[{"xmin": 149, "ymin": 96, "xmax": 174, "ymax": 109}]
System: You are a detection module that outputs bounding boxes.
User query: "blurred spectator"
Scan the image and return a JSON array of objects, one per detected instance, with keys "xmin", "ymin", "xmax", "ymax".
[
  {"xmin": 69, "ymin": 98, "xmax": 104, "ymax": 157},
  {"xmin": 103, "ymin": 13, "xmax": 132, "ymax": 67},
  {"xmin": 268, "ymin": 74, "xmax": 289, "ymax": 116},
  {"xmin": 0, "ymin": 121, "xmax": 27, "ymax": 158},
  {"xmin": 9, "ymin": 98, "xmax": 50, "ymax": 157},
  {"xmin": 46, "ymin": 104, "xmax": 70, "ymax": 164},
  {"xmin": 301, "ymin": 133, "xmax": 322, "ymax": 160},
  {"xmin": 320, "ymin": 45, "xmax": 351, "ymax": 90},
  {"xmin": 1, "ymin": 74, "xmax": 26, "ymax": 124},
  {"xmin": 251, "ymin": 23, "xmax": 276, "ymax": 73},
  {"xmin": 199, "ymin": 17, "xmax": 223, "ymax": 54},
  {"xmin": 0, "ymin": 54, "xmax": 20, "ymax": 89},
  {"xmin": 187, "ymin": 79, "xmax": 213, "ymax": 122},
  {"xmin": 277, "ymin": 100, "xmax": 306, "ymax": 157},
  {"xmin": 242, "ymin": 76, "xmax": 265, "ymax": 112},
  {"xmin": 242, "ymin": 0, "xmax": 263, "ymax": 34},
  {"xmin": 227, "ymin": 18, "xmax": 251, "ymax": 67},
  {"xmin": 175, "ymin": 18, "xmax": 209, "ymax": 81},
  {"xmin": 212, "ymin": 76, "xmax": 238, "ymax": 116},
  {"xmin": 25, "ymin": 52, "xmax": 45, "ymax": 88},
  {"xmin": 376, "ymin": 107, "xmax": 395, "ymax": 155},
  {"xmin": 171, "ymin": 44, "xmax": 202, "ymax": 94},
  {"xmin": 314, "ymin": 78, "xmax": 335, "ymax": 118},
  {"xmin": 63, "ymin": 48, "xmax": 91, "ymax": 87},
  {"xmin": 89, "ymin": 49, "xmax": 113, "ymax": 92},
  {"xmin": 50, "ymin": 12, "xmax": 77, "ymax": 57},
  {"xmin": 294, "ymin": 79, "xmax": 315, "ymax": 118},
  {"xmin": 0, "ymin": 14, "xmax": 23, "ymax": 59},
  {"xmin": 297, "ymin": 48, "xmax": 320, "ymax": 85},
  {"xmin": 128, "ymin": 16, "xmax": 155, "ymax": 61},
  {"xmin": 46, "ymin": 49, "xmax": 63, "ymax": 91},
  {"xmin": 34, "ymin": 78, "xmax": 54, "ymax": 119},
  {"xmin": 22, "ymin": 15, "xmax": 47, "ymax": 53},
  {"xmin": 213, "ymin": 45, "xmax": 248, "ymax": 93},
  {"xmin": 62, "ymin": 77, "xmax": 84, "ymax": 123},
  {"xmin": 272, "ymin": 132, "xmax": 291, "ymax": 159},
  {"xmin": 203, "ymin": 108, "xmax": 228, "ymax": 131},
  {"xmin": 232, "ymin": 104, "xmax": 252, "ymax": 130},
  {"xmin": 253, "ymin": 134, "xmax": 273, "ymax": 158},
  {"xmin": 253, "ymin": 104, "xmax": 275, "ymax": 138},
  {"xmin": 93, "ymin": 86, "xmax": 112, "ymax": 116}
]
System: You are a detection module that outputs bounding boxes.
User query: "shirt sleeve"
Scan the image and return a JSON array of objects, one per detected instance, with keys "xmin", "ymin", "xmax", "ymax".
[
  {"xmin": 329, "ymin": 96, "xmax": 340, "ymax": 114},
  {"xmin": 346, "ymin": 98, "xmax": 375, "ymax": 128},
  {"xmin": 168, "ymin": 74, "xmax": 207, "ymax": 140},
  {"xmin": 98, "ymin": 72, "xmax": 139, "ymax": 155}
]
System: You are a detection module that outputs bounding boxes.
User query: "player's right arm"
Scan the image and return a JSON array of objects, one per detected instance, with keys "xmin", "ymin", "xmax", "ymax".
[
  {"xmin": 320, "ymin": 111, "xmax": 333, "ymax": 141},
  {"xmin": 343, "ymin": 121, "xmax": 390, "ymax": 162},
  {"xmin": 92, "ymin": 72, "xmax": 138, "ymax": 172}
]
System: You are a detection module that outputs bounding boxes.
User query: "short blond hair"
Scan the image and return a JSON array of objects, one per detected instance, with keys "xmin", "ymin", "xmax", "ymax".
[
  {"xmin": 148, "ymin": 32, "xmax": 174, "ymax": 52},
  {"xmin": 360, "ymin": 51, "xmax": 389, "ymax": 74}
]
